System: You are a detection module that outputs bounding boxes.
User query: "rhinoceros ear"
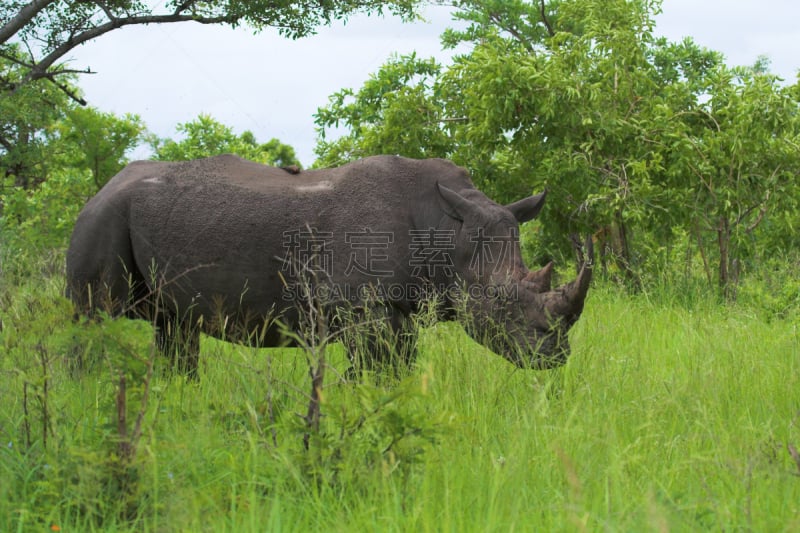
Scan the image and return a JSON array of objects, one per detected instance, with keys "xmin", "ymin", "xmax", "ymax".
[
  {"xmin": 505, "ymin": 191, "xmax": 547, "ymax": 223},
  {"xmin": 437, "ymin": 182, "xmax": 474, "ymax": 221}
]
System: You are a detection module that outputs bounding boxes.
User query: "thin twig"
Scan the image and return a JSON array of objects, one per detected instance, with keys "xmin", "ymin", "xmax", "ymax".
[{"xmin": 539, "ymin": 0, "xmax": 555, "ymax": 37}]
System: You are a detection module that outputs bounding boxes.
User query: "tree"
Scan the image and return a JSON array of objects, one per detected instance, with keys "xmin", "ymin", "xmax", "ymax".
[
  {"xmin": 315, "ymin": 53, "xmax": 451, "ymax": 167},
  {"xmin": 152, "ymin": 114, "xmax": 300, "ymax": 168},
  {"xmin": 440, "ymin": 0, "xmax": 700, "ymax": 277},
  {"xmin": 313, "ymin": 0, "xmax": 800, "ymax": 291},
  {"xmin": 675, "ymin": 64, "xmax": 799, "ymax": 294},
  {"xmin": 0, "ymin": 44, "xmax": 74, "ymax": 191},
  {"xmin": 56, "ymin": 106, "xmax": 146, "ymax": 189},
  {"xmin": 0, "ymin": 104, "xmax": 146, "ymax": 247},
  {"xmin": 0, "ymin": 1, "xmax": 421, "ymax": 96},
  {"xmin": 317, "ymin": 0, "xmax": 684, "ymax": 271},
  {"xmin": 0, "ymin": 0, "xmax": 424, "ymax": 193}
]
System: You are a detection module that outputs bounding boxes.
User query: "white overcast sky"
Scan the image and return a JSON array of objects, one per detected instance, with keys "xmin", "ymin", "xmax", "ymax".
[{"xmin": 68, "ymin": 1, "xmax": 800, "ymax": 166}]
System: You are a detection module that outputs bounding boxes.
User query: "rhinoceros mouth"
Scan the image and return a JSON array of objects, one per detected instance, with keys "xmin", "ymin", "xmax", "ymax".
[{"xmin": 478, "ymin": 323, "xmax": 569, "ymax": 369}]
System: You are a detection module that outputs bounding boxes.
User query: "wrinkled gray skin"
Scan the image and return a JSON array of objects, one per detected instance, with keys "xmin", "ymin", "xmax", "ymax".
[{"xmin": 66, "ymin": 155, "xmax": 591, "ymax": 377}]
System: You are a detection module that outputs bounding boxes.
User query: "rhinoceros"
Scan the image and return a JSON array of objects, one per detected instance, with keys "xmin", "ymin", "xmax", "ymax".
[{"xmin": 66, "ymin": 154, "xmax": 591, "ymax": 377}]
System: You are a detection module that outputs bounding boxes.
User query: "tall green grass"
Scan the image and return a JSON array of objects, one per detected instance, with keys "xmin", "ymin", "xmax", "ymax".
[{"xmin": 1, "ymin": 252, "xmax": 798, "ymax": 531}]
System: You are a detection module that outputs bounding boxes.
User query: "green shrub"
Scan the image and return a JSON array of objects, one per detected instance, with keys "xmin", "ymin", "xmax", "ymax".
[
  {"xmin": 1, "ymin": 170, "xmax": 94, "ymax": 251},
  {"xmin": 736, "ymin": 253, "xmax": 800, "ymax": 320}
]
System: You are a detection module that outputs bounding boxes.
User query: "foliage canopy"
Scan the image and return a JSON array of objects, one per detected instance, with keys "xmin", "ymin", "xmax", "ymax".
[
  {"xmin": 314, "ymin": 0, "xmax": 800, "ymax": 293},
  {"xmin": 0, "ymin": 0, "xmax": 422, "ymax": 192},
  {"xmin": 152, "ymin": 114, "xmax": 300, "ymax": 168},
  {"xmin": 0, "ymin": 0, "xmax": 421, "ymax": 90}
]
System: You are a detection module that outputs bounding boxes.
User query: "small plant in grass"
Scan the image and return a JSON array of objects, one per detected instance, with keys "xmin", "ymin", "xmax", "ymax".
[
  {"xmin": 272, "ymin": 260, "xmax": 447, "ymax": 488},
  {"xmin": 0, "ymin": 247, "xmax": 166, "ymax": 527},
  {"xmin": 736, "ymin": 252, "xmax": 800, "ymax": 320},
  {"xmin": 295, "ymin": 370, "xmax": 444, "ymax": 489}
]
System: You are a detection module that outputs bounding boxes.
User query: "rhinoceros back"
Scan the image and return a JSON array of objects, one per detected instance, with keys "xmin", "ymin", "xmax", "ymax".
[{"xmin": 66, "ymin": 154, "xmax": 472, "ymax": 324}]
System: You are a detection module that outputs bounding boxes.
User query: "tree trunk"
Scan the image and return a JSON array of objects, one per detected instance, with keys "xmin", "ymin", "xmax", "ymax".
[
  {"xmin": 693, "ymin": 221, "xmax": 713, "ymax": 287},
  {"xmin": 613, "ymin": 210, "xmax": 637, "ymax": 286},
  {"xmin": 717, "ymin": 216, "xmax": 731, "ymax": 297}
]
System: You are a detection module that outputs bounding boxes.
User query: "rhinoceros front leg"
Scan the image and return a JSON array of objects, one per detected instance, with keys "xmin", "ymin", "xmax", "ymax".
[
  {"xmin": 155, "ymin": 314, "xmax": 201, "ymax": 379},
  {"xmin": 343, "ymin": 305, "xmax": 418, "ymax": 378}
]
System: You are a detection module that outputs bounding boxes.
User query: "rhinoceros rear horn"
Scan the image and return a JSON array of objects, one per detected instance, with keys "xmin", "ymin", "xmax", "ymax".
[
  {"xmin": 545, "ymin": 263, "xmax": 592, "ymax": 319},
  {"xmin": 524, "ymin": 261, "xmax": 554, "ymax": 292}
]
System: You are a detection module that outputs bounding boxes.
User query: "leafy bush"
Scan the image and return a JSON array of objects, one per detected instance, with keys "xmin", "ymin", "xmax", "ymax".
[
  {"xmin": 1, "ymin": 170, "xmax": 94, "ymax": 250},
  {"xmin": 736, "ymin": 253, "xmax": 800, "ymax": 320}
]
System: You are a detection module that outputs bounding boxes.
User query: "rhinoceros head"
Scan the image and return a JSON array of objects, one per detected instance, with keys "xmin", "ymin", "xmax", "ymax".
[{"xmin": 436, "ymin": 183, "xmax": 592, "ymax": 368}]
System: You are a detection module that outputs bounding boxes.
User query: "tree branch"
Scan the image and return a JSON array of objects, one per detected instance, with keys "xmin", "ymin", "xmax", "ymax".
[
  {"xmin": 2, "ymin": 48, "xmax": 91, "ymax": 103},
  {"xmin": 173, "ymin": 0, "xmax": 197, "ymax": 16},
  {"xmin": 0, "ymin": 132, "xmax": 14, "ymax": 152},
  {"xmin": 92, "ymin": 0, "xmax": 119, "ymax": 23},
  {"xmin": 539, "ymin": 0, "xmax": 555, "ymax": 37},
  {"xmin": 0, "ymin": 49, "xmax": 34, "ymax": 68},
  {"xmin": 6, "ymin": 1, "xmax": 420, "ymax": 94},
  {"xmin": 488, "ymin": 13, "xmax": 534, "ymax": 53},
  {"xmin": 16, "ymin": 11, "xmax": 238, "ymax": 88},
  {"xmin": 0, "ymin": 0, "xmax": 59, "ymax": 45},
  {"xmin": 735, "ymin": 176, "xmax": 775, "ymax": 233},
  {"xmin": 45, "ymin": 76, "xmax": 88, "ymax": 106}
]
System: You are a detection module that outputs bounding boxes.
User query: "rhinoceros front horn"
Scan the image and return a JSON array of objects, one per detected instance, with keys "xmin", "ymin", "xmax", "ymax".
[{"xmin": 544, "ymin": 264, "xmax": 592, "ymax": 319}]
